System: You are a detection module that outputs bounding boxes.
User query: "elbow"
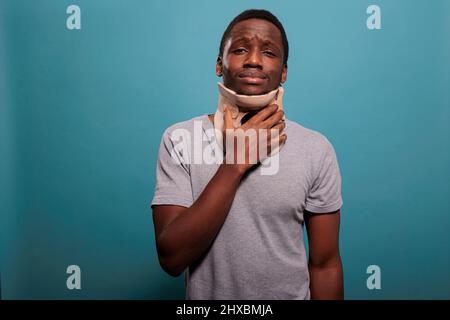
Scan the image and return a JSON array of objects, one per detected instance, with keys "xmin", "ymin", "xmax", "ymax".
[
  {"xmin": 158, "ymin": 254, "xmax": 185, "ymax": 277},
  {"xmin": 155, "ymin": 230, "xmax": 187, "ymax": 277},
  {"xmin": 308, "ymin": 250, "xmax": 342, "ymax": 269},
  {"xmin": 156, "ymin": 238, "xmax": 185, "ymax": 277},
  {"xmin": 309, "ymin": 256, "xmax": 342, "ymax": 270}
]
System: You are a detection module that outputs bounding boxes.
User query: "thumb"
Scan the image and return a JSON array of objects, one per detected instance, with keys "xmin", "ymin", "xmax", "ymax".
[
  {"xmin": 223, "ymin": 105, "xmax": 233, "ymax": 130},
  {"xmin": 274, "ymin": 86, "xmax": 284, "ymax": 107},
  {"xmin": 275, "ymin": 87, "xmax": 285, "ymax": 121}
]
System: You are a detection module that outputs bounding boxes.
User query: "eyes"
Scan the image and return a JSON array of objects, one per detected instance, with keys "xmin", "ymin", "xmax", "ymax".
[{"xmin": 232, "ymin": 48, "xmax": 276, "ymax": 57}]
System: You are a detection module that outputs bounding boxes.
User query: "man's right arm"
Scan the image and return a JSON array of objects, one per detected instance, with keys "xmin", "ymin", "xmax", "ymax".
[
  {"xmin": 152, "ymin": 163, "xmax": 245, "ymax": 277},
  {"xmin": 152, "ymin": 105, "xmax": 286, "ymax": 277}
]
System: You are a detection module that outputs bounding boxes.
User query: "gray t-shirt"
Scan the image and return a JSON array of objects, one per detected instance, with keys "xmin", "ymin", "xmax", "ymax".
[{"xmin": 151, "ymin": 114, "xmax": 343, "ymax": 300}]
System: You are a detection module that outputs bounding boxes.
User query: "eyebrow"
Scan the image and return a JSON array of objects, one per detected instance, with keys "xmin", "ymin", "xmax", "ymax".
[{"xmin": 231, "ymin": 36, "xmax": 280, "ymax": 49}]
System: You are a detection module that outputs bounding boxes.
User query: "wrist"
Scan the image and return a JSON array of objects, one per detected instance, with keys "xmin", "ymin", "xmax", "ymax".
[{"xmin": 220, "ymin": 163, "xmax": 247, "ymax": 177}]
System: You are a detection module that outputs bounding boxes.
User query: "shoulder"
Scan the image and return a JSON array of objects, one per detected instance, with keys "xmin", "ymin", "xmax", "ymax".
[
  {"xmin": 285, "ymin": 118, "xmax": 335, "ymax": 155},
  {"xmin": 163, "ymin": 115, "xmax": 206, "ymax": 136},
  {"xmin": 158, "ymin": 115, "xmax": 208, "ymax": 147}
]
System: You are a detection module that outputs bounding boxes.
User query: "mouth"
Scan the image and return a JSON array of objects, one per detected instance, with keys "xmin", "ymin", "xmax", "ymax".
[{"xmin": 238, "ymin": 70, "xmax": 267, "ymax": 85}]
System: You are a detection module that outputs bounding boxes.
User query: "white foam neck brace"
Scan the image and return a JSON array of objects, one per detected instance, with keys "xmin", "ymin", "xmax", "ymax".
[{"xmin": 213, "ymin": 82, "xmax": 285, "ymax": 156}]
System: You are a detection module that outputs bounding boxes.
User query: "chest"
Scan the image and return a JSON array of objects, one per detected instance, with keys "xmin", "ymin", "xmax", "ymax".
[{"xmin": 190, "ymin": 143, "xmax": 314, "ymax": 225}]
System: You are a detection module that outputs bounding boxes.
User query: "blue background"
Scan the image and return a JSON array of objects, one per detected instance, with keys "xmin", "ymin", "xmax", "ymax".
[{"xmin": 0, "ymin": 0, "xmax": 449, "ymax": 299}]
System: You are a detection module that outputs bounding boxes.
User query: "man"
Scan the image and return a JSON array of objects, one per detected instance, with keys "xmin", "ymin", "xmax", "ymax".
[{"xmin": 151, "ymin": 9, "xmax": 344, "ymax": 300}]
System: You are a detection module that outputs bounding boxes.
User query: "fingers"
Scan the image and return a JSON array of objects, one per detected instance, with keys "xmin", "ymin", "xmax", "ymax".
[
  {"xmin": 267, "ymin": 120, "xmax": 286, "ymax": 147},
  {"xmin": 261, "ymin": 109, "xmax": 284, "ymax": 129},
  {"xmin": 274, "ymin": 87, "xmax": 284, "ymax": 106},
  {"xmin": 265, "ymin": 131, "xmax": 287, "ymax": 158},
  {"xmin": 271, "ymin": 119, "xmax": 286, "ymax": 133},
  {"xmin": 247, "ymin": 104, "xmax": 279, "ymax": 125},
  {"xmin": 259, "ymin": 136, "xmax": 284, "ymax": 162}
]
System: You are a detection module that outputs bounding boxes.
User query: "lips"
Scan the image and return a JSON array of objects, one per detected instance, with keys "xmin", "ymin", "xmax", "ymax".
[
  {"xmin": 238, "ymin": 70, "xmax": 267, "ymax": 79},
  {"xmin": 238, "ymin": 70, "xmax": 267, "ymax": 84}
]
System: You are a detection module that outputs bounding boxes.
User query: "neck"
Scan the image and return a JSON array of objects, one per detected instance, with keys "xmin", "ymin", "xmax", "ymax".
[{"xmin": 212, "ymin": 82, "xmax": 285, "ymax": 153}]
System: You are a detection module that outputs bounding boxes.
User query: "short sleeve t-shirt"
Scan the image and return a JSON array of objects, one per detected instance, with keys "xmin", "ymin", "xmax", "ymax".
[{"xmin": 151, "ymin": 114, "xmax": 343, "ymax": 300}]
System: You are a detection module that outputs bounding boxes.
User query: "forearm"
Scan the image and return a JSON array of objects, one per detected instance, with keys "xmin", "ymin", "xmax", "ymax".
[
  {"xmin": 308, "ymin": 258, "xmax": 344, "ymax": 300},
  {"xmin": 157, "ymin": 163, "xmax": 245, "ymax": 276}
]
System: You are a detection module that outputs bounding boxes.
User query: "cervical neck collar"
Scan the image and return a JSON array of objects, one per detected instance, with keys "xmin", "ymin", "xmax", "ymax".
[{"xmin": 213, "ymin": 82, "xmax": 285, "ymax": 156}]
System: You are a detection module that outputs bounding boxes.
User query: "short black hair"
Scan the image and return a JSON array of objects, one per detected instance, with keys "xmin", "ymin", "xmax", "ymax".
[{"xmin": 218, "ymin": 9, "xmax": 289, "ymax": 65}]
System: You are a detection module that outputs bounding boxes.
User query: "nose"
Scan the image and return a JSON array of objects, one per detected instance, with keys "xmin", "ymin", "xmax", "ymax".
[{"xmin": 243, "ymin": 47, "xmax": 263, "ymax": 70}]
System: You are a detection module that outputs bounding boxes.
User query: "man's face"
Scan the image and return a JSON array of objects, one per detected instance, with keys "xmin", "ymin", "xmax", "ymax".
[{"xmin": 216, "ymin": 18, "xmax": 287, "ymax": 95}]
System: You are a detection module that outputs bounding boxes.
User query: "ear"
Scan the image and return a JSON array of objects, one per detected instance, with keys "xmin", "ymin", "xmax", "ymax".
[
  {"xmin": 281, "ymin": 64, "xmax": 288, "ymax": 84},
  {"xmin": 216, "ymin": 56, "xmax": 223, "ymax": 77}
]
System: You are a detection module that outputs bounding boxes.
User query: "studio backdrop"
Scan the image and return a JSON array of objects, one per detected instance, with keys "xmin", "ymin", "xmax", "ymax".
[{"xmin": 0, "ymin": 0, "xmax": 449, "ymax": 299}]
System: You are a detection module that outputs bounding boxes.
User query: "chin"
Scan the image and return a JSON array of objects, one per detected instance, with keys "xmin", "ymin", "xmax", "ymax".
[{"xmin": 235, "ymin": 85, "xmax": 269, "ymax": 96}]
